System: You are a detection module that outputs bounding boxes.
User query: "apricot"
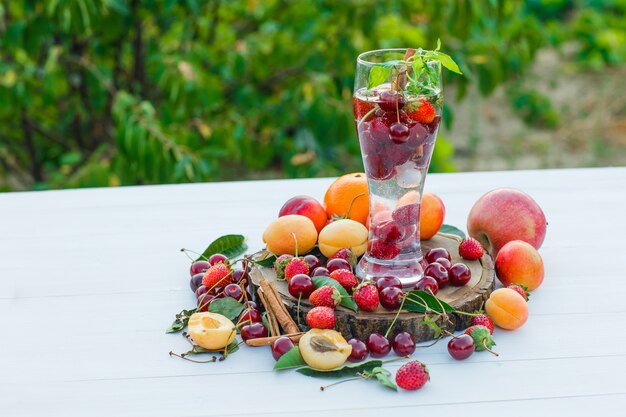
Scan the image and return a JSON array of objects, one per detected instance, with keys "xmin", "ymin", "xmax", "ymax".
[
  {"xmin": 495, "ymin": 240, "xmax": 544, "ymax": 291},
  {"xmin": 419, "ymin": 192, "xmax": 445, "ymax": 240},
  {"xmin": 262, "ymin": 215, "xmax": 318, "ymax": 255},
  {"xmin": 318, "ymin": 219, "xmax": 368, "ymax": 258},
  {"xmin": 299, "ymin": 329, "xmax": 352, "ymax": 370},
  {"xmin": 485, "ymin": 288, "xmax": 528, "ymax": 330},
  {"xmin": 188, "ymin": 312, "xmax": 236, "ymax": 350}
]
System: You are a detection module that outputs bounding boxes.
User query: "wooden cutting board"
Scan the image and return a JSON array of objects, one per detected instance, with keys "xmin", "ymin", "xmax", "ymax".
[{"xmin": 249, "ymin": 233, "xmax": 495, "ymax": 342}]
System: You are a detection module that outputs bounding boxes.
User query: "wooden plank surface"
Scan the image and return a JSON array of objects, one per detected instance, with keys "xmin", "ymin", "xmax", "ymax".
[{"xmin": 1, "ymin": 167, "xmax": 625, "ymax": 416}]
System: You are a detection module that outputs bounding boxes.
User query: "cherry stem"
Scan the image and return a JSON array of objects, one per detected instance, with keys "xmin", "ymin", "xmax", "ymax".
[
  {"xmin": 296, "ymin": 293, "xmax": 302, "ymax": 327},
  {"xmin": 395, "ymin": 93, "xmax": 400, "ymax": 124},
  {"xmin": 483, "ymin": 340, "xmax": 500, "ymax": 357},
  {"xmin": 169, "ymin": 351, "xmax": 217, "ymax": 363},
  {"xmin": 180, "ymin": 248, "xmax": 208, "ymax": 262},
  {"xmin": 357, "ymin": 105, "xmax": 379, "ymax": 127},
  {"xmin": 320, "ymin": 376, "xmax": 361, "ymax": 391},
  {"xmin": 384, "ymin": 295, "xmax": 407, "ymax": 339},
  {"xmin": 344, "ymin": 192, "xmax": 365, "ymax": 219}
]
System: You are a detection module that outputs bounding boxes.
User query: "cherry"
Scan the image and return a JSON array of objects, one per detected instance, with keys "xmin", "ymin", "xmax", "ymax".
[
  {"xmin": 435, "ymin": 257, "xmax": 452, "ymax": 271},
  {"xmin": 370, "ymin": 117, "xmax": 391, "ymax": 141},
  {"xmin": 378, "ymin": 90, "xmax": 405, "ymax": 112},
  {"xmin": 425, "ymin": 248, "xmax": 451, "ymax": 264},
  {"xmin": 377, "ymin": 221, "xmax": 404, "ymax": 243},
  {"xmin": 288, "ymin": 274, "xmax": 315, "ymax": 298},
  {"xmin": 240, "ymin": 322, "xmax": 268, "ymax": 341},
  {"xmin": 379, "ymin": 287, "xmax": 404, "ymax": 310},
  {"xmin": 189, "ymin": 260, "xmax": 210, "ymax": 277},
  {"xmin": 375, "ymin": 276, "xmax": 402, "ymax": 292},
  {"xmin": 392, "ymin": 203, "xmax": 419, "ymax": 226},
  {"xmin": 311, "ymin": 267, "xmax": 330, "ymax": 277},
  {"xmin": 271, "ymin": 336, "xmax": 295, "ymax": 361},
  {"xmin": 208, "ymin": 253, "xmax": 229, "ymax": 266},
  {"xmin": 366, "ymin": 333, "xmax": 391, "ymax": 358},
  {"xmin": 231, "ymin": 269, "xmax": 248, "ymax": 286},
  {"xmin": 303, "ymin": 255, "xmax": 321, "ymax": 271},
  {"xmin": 195, "ymin": 285, "xmax": 208, "ymax": 300},
  {"xmin": 237, "ymin": 308, "xmax": 262, "ymax": 326},
  {"xmin": 246, "ymin": 301, "xmax": 258, "ymax": 310},
  {"xmin": 326, "ymin": 258, "xmax": 351, "ymax": 273},
  {"xmin": 365, "ymin": 153, "xmax": 396, "ymax": 180},
  {"xmin": 424, "ymin": 262, "xmax": 449, "ymax": 288},
  {"xmin": 449, "ymin": 263, "xmax": 471, "ymax": 286},
  {"xmin": 447, "ymin": 334, "xmax": 475, "ymax": 360},
  {"xmin": 223, "ymin": 283, "xmax": 243, "ymax": 301},
  {"xmin": 393, "ymin": 332, "xmax": 416, "ymax": 356},
  {"xmin": 414, "ymin": 276, "xmax": 439, "ymax": 295},
  {"xmin": 190, "ymin": 273, "xmax": 204, "ymax": 292},
  {"xmin": 389, "ymin": 123, "xmax": 409, "ymax": 144},
  {"xmin": 347, "ymin": 338, "xmax": 369, "ymax": 362}
]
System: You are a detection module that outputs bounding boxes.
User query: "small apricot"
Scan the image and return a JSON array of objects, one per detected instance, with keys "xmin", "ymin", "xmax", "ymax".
[
  {"xmin": 188, "ymin": 312, "xmax": 237, "ymax": 350},
  {"xmin": 485, "ymin": 288, "xmax": 528, "ymax": 330},
  {"xmin": 419, "ymin": 192, "xmax": 445, "ymax": 240},
  {"xmin": 262, "ymin": 214, "xmax": 318, "ymax": 255},
  {"xmin": 318, "ymin": 219, "xmax": 368, "ymax": 258},
  {"xmin": 299, "ymin": 329, "xmax": 352, "ymax": 370}
]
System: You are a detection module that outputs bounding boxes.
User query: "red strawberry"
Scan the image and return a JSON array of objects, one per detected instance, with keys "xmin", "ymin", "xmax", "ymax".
[
  {"xmin": 329, "ymin": 269, "xmax": 358, "ymax": 293},
  {"xmin": 309, "ymin": 285, "xmax": 341, "ymax": 308},
  {"xmin": 395, "ymin": 360, "xmax": 429, "ymax": 390},
  {"xmin": 458, "ymin": 237, "xmax": 484, "ymax": 260},
  {"xmin": 306, "ymin": 306, "xmax": 335, "ymax": 329},
  {"xmin": 273, "ymin": 254, "xmax": 293, "ymax": 280},
  {"xmin": 465, "ymin": 325, "xmax": 498, "ymax": 355},
  {"xmin": 470, "ymin": 314, "xmax": 494, "ymax": 334},
  {"xmin": 507, "ymin": 284, "xmax": 530, "ymax": 301},
  {"xmin": 353, "ymin": 98, "xmax": 376, "ymax": 123},
  {"xmin": 284, "ymin": 258, "xmax": 309, "ymax": 282},
  {"xmin": 353, "ymin": 282, "xmax": 379, "ymax": 312},
  {"xmin": 369, "ymin": 239, "xmax": 400, "ymax": 260},
  {"xmin": 406, "ymin": 99, "xmax": 435, "ymax": 124},
  {"xmin": 201, "ymin": 263, "xmax": 231, "ymax": 289},
  {"xmin": 328, "ymin": 248, "xmax": 356, "ymax": 267}
]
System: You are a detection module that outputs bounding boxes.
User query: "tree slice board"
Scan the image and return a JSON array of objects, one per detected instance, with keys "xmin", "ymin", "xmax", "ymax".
[{"xmin": 249, "ymin": 233, "xmax": 495, "ymax": 342}]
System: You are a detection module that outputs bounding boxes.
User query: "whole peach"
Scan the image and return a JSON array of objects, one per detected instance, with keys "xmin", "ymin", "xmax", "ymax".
[
  {"xmin": 279, "ymin": 195, "xmax": 328, "ymax": 233},
  {"xmin": 419, "ymin": 192, "xmax": 445, "ymax": 240},
  {"xmin": 495, "ymin": 240, "xmax": 544, "ymax": 291},
  {"xmin": 467, "ymin": 188, "xmax": 546, "ymax": 257},
  {"xmin": 485, "ymin": 288, "xmax": 528, "ymax": 330}
]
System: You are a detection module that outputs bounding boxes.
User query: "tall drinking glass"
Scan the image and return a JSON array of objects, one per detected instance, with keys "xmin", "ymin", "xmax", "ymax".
[{"xmin": 353, "ymin": 48, "xmax": 442, "ymax": 288}]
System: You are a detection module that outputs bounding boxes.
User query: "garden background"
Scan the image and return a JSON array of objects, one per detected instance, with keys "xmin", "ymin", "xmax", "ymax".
[{"xmin": 1, "ymin": 0, "xmax": 625, "ymax": 192}]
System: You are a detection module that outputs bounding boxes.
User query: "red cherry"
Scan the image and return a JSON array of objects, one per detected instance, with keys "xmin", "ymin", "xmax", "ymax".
[
  {"xmin": 237, "ymin": 308, "xmax": 262, "ymax": 326},
  {"xmin": 414, "ymin": 276, "xmax": 439, "ymax": 295},
  {"xmin": 379, "ymin": 287, "xmax": 404, "ymax": 310},
  {"xmin": 347, "ymin": 338, "xmax": 369, "ymax": 362},
  {"xmin": 449, "ymin": 263, "xmax": 471, "ymax": 286},
  {"xmin": 223, "ymin": 283, "xmax": 243, "ymax": 301},
  {"xmin": 377, "ymin": 221, "xmax": 404, "ymax": 243},
  {"xmin": 271, "ymin": 336, "xmax": 295, "ymax": 361},
  {"xmin": 326, "ymin": 258, "xmax": 352, "ymax": 273},
  {"xmin": 375, "ymin": 276, "xmax": 402, "ymax": 292},
  {"xmin": 392, "ymin": 332, "xmax": 416, "ymax": 356},
  {"xmin": 208, "ymin": 253, "xmax": 229, "ymax": 266},
  {"xmin": 240, "ymin": 322, "xmax": 268, "ymax": 341},
  {"xmin": 389, "ymin": 123, "xmax": 409, "ymax": 144},
  {"xmin": 288, "ymin": 274, "xmax": 315, "ymax": 298},
  {"xmin": 231, "ymin": 269, "xmax": 248, "ymax": 286},
  {"xmin": 424, "ymin": 262, "xmax": 449, "ymax": 288},
  {"xmin": 311, "ymin": 267, "xmax": 330, "ymax": 277},
  {"xmin": 425, "ymin": 248, "xmax": 451, "ymax": 264},
  {"xmin": 378, "ymin": 90, "xmax": 405, "ymax": 112},
  {"xmin": 190, "ymin": 273, "xmax": 204, "ymax": 292},
  {"xmin": 190, "ymin": 260, "xmax": 210, "ymax": 277},
  {"xmin": 366, "ymin": 333, "xmax": 391, "ymax": 357},
  {"xmin": 303, "ymin": 255, "xmax": 321, "ymax": 270},
  {"xmin": 448, "ymin": 334, "xmax": 475, "ymax": 360},
  {"xmin": 435, "ymin": 257, "xmax": 452, "ymax": 271}
]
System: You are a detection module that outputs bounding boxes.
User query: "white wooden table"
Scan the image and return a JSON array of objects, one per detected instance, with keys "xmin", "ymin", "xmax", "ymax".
[{"xmin": 1, "ymin": 167, "xmax": 626, "ymax": 416}]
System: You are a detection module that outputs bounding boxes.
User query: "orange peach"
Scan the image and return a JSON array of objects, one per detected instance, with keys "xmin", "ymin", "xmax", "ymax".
[
  {"xmin": 262, "ymin": 215, "xmax": 318, "ymax": 255},
  {"xmin": 279, "ymin": 195, "xmax": 328, "ymax": 233},
  {"xmin": 495, "ymin": 240, "xmax": 544, "ymax": 291},
  {"xmin": 419, "ymin": 192, "xmax": 445, "ymax": 240},
  {"xmin": 485, "ymin": 288, "xmax": 528, "ymax": 330}
]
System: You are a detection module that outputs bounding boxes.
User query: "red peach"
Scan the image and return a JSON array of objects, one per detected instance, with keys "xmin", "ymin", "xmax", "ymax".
[
  {"xmin": 495, "ymin": 240, "xmax": 544, "ymax": 291},
  {"xmin": 467, "ymin": 188, "xmax": 546, "ymax": 257},
  {"xmin": 279, "ymin": 195, "xmax": 328, "ymax": 233}
]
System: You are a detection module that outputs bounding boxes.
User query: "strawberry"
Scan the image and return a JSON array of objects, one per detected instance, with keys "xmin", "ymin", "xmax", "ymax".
[
  {"xmin": 405, "ymin": 99, "xmax": 435, "ymax": 124},
  {"xmin": 508, "ymin": 284, "xmax": 530, "ymax": 301},
  {"xmin": 353, "ymin": 282, "xmax": 379, "ymax": 312},
  {"xmin": 328, "ymin": 248, "xmax": 357, "ymax": 267},
  {"xmin": 284, "ymin": 258, "xmax": 309, "ymax": 282},
  {"xmin": 201, "ymin": 263, "xmax": 231, "ymax": 289},
  {"xmin": 309, "ymin": 285, "xmax": 341, "ymax": 308},
  {"xmin": 395, "ymin": 360, "xmax": 429, "ymax": 390},
  {"xmin": 306, "ymin": 306, "xmax": 335, "ymax": 329},
  {"xmin": 470, "ymin": 314, "xmax": 494, "ymax": 334},
  {"xmin": 329, "ymin": 269, "xmax": 358, "ymax": 293},
  {"xmin": 273, "ymin": 254, "xmax": 293, "ymax": 280},
  {"xmin": 465, "ymin": 325, "xmax": 497, "ymax": 355},
  {"xmin": 458, "ymin": 237, "xmax": 484, "ymax": 260},
  {"xmin": 353, "ymin": 97, "xmax": 376, "ymax": 123}
]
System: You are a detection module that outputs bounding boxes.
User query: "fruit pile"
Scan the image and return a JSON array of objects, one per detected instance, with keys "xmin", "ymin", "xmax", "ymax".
[{"xmin": 168, "ymin": 181, "xmax": 547, "ymax": 392}]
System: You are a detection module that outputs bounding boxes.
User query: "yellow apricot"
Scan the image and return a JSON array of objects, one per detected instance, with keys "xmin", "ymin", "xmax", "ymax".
[
  {"xmin": 188, "ymin": 312, "xmax": 236, "ymax": 350},
  {"xmin": 318, "ymin": 219, "xmax": 368, "ymax": 258},
  {"xmin": 485, "ymin": 288, "xmax": 528, "ymax": 330},
  {"xmin": 262, "ymin": 214, "xmax": 318, "ymax": 255},
  {"xmin": 299, "ymin": 329, "xmax": 352, "ymax": 370}
]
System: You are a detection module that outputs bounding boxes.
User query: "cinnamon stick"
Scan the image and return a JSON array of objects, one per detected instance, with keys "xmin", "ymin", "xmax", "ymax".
[
  {"xmin": 259, "ymin": 280, "xmax": 300, "ymax": 334},
  {"xmin": 245, "ymin": 332, "xmax": 304, "ymax": 347},
  {"xmin": 257, "ymin": 288, "xmax": 280, "ymax": 337}
]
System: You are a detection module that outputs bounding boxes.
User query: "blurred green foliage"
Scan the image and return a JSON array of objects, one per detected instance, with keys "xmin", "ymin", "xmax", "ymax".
[{"xmin": 1, "ymin": 0, "xmax": 625, "ymax": 191}]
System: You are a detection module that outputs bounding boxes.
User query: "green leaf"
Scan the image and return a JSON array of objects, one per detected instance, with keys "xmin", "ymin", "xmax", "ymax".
[
  {"xmin": 367, "ymin": 66, "xmax": 391, "ymax": 89},
  {"xmin": 165, "ymin": 308, "xmax": 196, "ymax": 333},
  {"xmin": 208, "ymin": 297, "xmax": 245, "ymax": 322},
  {"xmin": 274, "ymin": 346, "xmax": 307, "ymax": 370},
  {"xmin": 434, "ymin": 52, "xmax": 463, "ymax": 74},
  {"xmin": 371, "ymin": 367, "xmax": 397, "ymax": 391},
  {"xmin": 404, "ymin": 290, "xmax": 456, "ymax": 314},
  {"xmin": 312, "ymin": 276, "xmax": 357, "ymax": 311},
  {"xmin": 439, "ymin": 224, "xmax": 466, "ymax": 238},
  {"xmin": 297, "ymin": 360, "xmax": 383, "ymax": 378},
  {"xmin": 422, "ymin": 314, "xmax": 442, "ymax": 339},
  {"xmin": 196, "ymin": 234, "xmax": 248, "ymax": 261},
  {"xmin": 254, "ymin": 253, "xmax": 276, "ymax": 268}
]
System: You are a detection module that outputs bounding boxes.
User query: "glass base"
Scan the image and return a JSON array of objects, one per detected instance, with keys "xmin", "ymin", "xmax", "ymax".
[{"xmin": 356, "ymin": 253, "xmax": 426, "ymax": 289}]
